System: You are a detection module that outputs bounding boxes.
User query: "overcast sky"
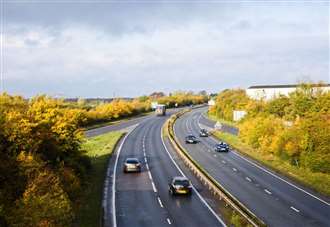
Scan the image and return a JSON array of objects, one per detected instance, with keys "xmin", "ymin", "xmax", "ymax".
[{"xmin": 1, "ymin": 1, "xmax": 329, "ymax": 98}]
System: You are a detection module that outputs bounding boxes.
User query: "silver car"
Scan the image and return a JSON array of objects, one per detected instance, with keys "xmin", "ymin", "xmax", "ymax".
[{"xmin": 123, "ymin": 158, "xmax": 141, "ymax": 173}]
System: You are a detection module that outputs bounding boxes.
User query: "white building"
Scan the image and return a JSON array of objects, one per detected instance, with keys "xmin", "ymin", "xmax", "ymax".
[
  {"xmin": 246, "ymin": 84, "xmax": 330, "ymax": 100},
  {"xmin": 233, "ymin": 110, "xmax": 247, "ymax": 121},
  {"xmin": 208, "ymin": 99, "xmax": 215, "ymax": 106}
]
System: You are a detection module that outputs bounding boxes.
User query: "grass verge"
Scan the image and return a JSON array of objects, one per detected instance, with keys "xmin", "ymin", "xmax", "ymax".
[
  {"xmin": 207, "ymin": 112, "xmax": 238, "ymax": 127},
  {"xmin": 84, "ymin": 111, "xmax": 152, "ymax": 131},
  {"xmin": 76, "ymin": 131, "xmax": 124, "ymax": 227},
  {"xmin": 213, "ymin": 131, "xmax": 330, "ymax": 196}
]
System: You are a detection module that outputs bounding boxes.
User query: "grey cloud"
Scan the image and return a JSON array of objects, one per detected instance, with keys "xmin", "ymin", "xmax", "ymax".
[{"xmin": 2, "ymin": 2, "xmax": 329, "ymax": 97}]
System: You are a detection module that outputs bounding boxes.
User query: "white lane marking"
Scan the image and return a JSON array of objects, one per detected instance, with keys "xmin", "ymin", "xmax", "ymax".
[
  {"xmin": 148, "ymin": 171, "xmax": 153, "ymax": 180},
  {"xmin": 230, "ymin": 150, "xmax": 330, "ymax": 206},
  {"xmin": 222, "ymin": 160, "xmax": 226, "ymax": 164},
  {"xmin": 157, "ymin": 197, "xmax": 164, "ymax": 208},
  {"xmin": 167, "ymin": 218, "xmax": 172, "ymax": 224},
  {"xmin": 201, "ymin": 112, "xmax": 330, "ymax": 207},
  {"xmin": 111, "ymin": 124, "xmax": 140, "ymax": 227},
  {"xmin": 232, "ymin": 168, "xmax": 237, "ymax": 172},
  {"xmin": 213, "ymin": 154, "xmax": 217, "ymax": 157},
  {"xmin": 185, "ymin": 117, "xmax": 190, "ymax": 132},
  {"xmin": 290, "ymin": 206, "xmax": 300, "ymax": 213},
  {"xmin": 146, "ymin": 163, "xmax": 150, "ymax": 170},
  {"xmin": 152, "ymin": 182, "xmax": 157, "ymax": 193},
  {"xmin": 144, "ymin": 157, "xmax": 147, "ymax": 163},
  {"xmin": 161, "ymin": 127, "xmax": 227, "ymax": 226},
  {"xmin": 264, "ymin": 189, "xmax": 272, "ymax": 195},
  {"xmin": 245, "ymin": 177, "xmax": 252, "ymax": 182}
]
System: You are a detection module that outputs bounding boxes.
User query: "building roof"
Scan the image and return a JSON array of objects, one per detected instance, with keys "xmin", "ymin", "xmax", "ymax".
[{"xmin": 248, "ymin": 84, "xmax": 330, "ymax": 89}]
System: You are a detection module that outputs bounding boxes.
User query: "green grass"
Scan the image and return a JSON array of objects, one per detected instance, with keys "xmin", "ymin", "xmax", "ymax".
[
  {"xmin": 213, "ymin": 131, "xmax": 330, "ymax": 197},
  {"xmin": 84, "ymin": 111, "xmax": 152, "ymax": 131},
  {"xmin": 207, "ymin": 112, "xmax": 238, "ymax": 127},
  {"xmin": 76, "ymin": 131, "xmax": 124, "ymax": 227}
]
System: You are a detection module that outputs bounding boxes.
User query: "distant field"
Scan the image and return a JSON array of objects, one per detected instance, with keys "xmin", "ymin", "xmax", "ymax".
[{"xmin": 77, "ymin": 131, "xmax": 124, "ymax": 227}]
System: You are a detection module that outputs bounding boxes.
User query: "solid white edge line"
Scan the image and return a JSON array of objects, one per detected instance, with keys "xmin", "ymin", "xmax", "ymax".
[
  {"xmin": 148, "ymin": 171, "xmax": 153, "ymax": 180},
  {"xmin": 197, "ymin": 112, "xmax": 330, "ymax": 207},
  {"xmin": 162, "ymin": 124, "xmax": 227, "ymax": 227},
  {"xmin": 152, "ymin": 182, "xmax": 157, "ymax": 193},
  {"xmin": 111, "ymin": 124, "xmax": 140, "ymax": 227}
]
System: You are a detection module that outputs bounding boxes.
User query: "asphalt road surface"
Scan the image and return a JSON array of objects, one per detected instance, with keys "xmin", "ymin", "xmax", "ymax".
[
  {"xmin": 106, "ymin": 110, "xmax": 226, "ymax": 227},
  {"xmin": 174, "ymin": 107, "xmax": 330, "ymax": 227}
]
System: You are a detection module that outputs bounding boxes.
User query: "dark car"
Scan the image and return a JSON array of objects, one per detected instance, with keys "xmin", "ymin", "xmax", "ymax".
[
  {"xmin": 185, "ymin": 134, "xmax": 198, "ymax": 144},
  {"xmin": 214, "ymin": 142, "xmax": 229, "ymax": 152},
  {"xmin": 123, "ymin": 158, "xmax": 141, "ymax": 173},
  {"xmin": 169, "ymin": 176, "xmax": 192, "ymax": 196},
  {"xmin": 199, "ymin": 129, "xmax": 209, "ymax": 137}
]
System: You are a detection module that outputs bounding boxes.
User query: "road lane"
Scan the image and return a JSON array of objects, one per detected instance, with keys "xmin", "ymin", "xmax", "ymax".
[
  {"xmin": 174, "ymin": 108, "xmax": 330, "ymax": 227},
  {"xmin": 85, "ymin": 108, "xmax": 184, "ymax": 138},
  {"xmin": 112, "ymin": 113, "xmax": 225, "ymax": 227}
]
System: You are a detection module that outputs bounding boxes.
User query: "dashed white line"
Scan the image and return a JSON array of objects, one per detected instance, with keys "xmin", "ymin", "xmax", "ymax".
[
  {"xmin": 245, "ymin": 177, "xmax": 252, "ymax": 182},
  {"xmin": 162, "ymin": 126, "xmax": 227, "ymax": 226},
  {"xmin": 222, "ymin": 160, "xmax": 226, "ymax": 164},
  {"xmin": 232, "ymin": 168, "xmax": 237, "ymax": 172},
  {"xmin": 157, "ymin": 197, "xmax": 164, "ymax": 208},
  {"xmin": 199, "ymin": 110, "xmax": 330, "ymax": 207},
  {"xmin": 229, "ymin": 150, "xmax": 330, "ymax": 206},
  {"xmin": 166, "ymin": 218, "xmax": 172, "ymax": 225},
  {"xmin": 290, "ymin": 206, "xmax": 300, "ymax": 213},
  {"xmin": 151, "ymin": 182, "xmax": 157, "ymax": 193},
  {"xmin": 213, "ymin": 154, "xmax": 217, "ymax": 157},
  {"xmin": 264, "ymin": 189, "xmax": 272, "ymax": 195}
]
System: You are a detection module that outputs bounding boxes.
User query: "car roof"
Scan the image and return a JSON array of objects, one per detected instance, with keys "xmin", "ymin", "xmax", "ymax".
[
  {"xmin": 125, "ymin": 157, "xmax": 139, "ymax": 162},
  {"xmin": 172, "ymin": 176, "xmax": 189, "ymax": 181}
]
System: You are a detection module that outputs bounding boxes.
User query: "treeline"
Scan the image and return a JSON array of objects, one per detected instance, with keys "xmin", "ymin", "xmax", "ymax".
[
  {"xmin": 79, "ymin": 91, "xmax": 207, "ymax": 126},
  {"xmin": 210, "ymin": 84, "xmax": 330, "ymax": 174},
  {"xmin": 0, "ymin": 91, "xmax": 207, "ymax": 226},
  {"xmin": 0, "ymin": 95, "xmax": 88, "ymax": 226}
]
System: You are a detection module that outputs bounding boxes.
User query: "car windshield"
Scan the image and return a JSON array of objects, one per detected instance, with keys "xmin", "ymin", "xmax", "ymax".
[
  {"xmin": 126, "ymin": 159, "xmax": 139, "ymax": 164},
  {"xmin": 173, "ymin": 179, "xmax": 190, "ymax": 187}
]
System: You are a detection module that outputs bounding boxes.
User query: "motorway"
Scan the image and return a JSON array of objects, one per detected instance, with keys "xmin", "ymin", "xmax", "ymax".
[
  {"xmin": 174, "ymin": 107, "xmax": 330, "ymax": 227},
  {"xmin": 101, "ymin": 109, "xmax": 225, "ymax": 227}
]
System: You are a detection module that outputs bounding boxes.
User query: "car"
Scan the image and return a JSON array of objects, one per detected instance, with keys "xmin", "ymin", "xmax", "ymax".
[
  {"xmin": 185, "ymin": 134, "xmax": 198, "ymax": 144},
  {"xmin": 169, "ymin": 176, "xmax": 192, "ymax": 196},
  {"xmin": 199, "ymin": 129, "xmax": 208, "ymax": 137},
  {"xmin": 123, "ymin": 158, "xmax": 141, "ymax": 173},
  {"xmin": 214, "ymin": 142, "xmax": 229, "ymax": 152}
]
